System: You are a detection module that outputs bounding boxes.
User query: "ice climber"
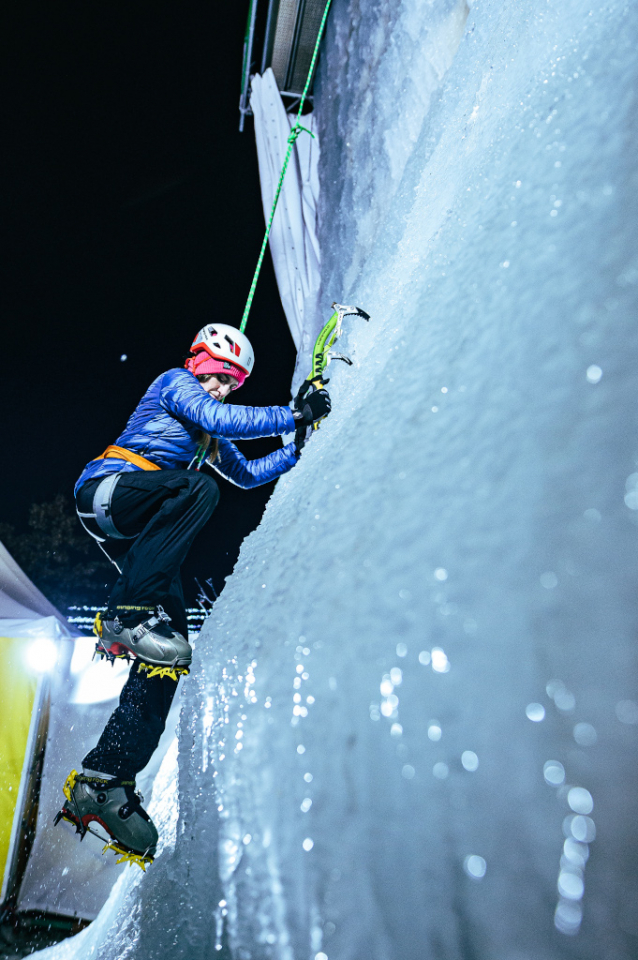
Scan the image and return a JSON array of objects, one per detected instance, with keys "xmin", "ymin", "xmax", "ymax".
[{"xmin": 55, "ymin": 323, "xmax": 331, "ymax": 867}]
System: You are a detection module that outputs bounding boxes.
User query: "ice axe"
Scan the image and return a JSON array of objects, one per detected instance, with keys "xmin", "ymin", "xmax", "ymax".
[{"xmin": 294, "ymin": 302, "xmax": 370, "ymax": 431}]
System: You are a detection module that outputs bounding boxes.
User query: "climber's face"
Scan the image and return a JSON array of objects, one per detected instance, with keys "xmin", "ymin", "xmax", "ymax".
[{"xmin": 201, "ymin": 374, "xmax": 239, "ymax": 400}]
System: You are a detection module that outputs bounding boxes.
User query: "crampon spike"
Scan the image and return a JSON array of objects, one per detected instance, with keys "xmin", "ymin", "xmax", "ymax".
[
  {"xmin": 103, "ymin": 842, "xmax": 154, "ymax": 871},
  {"xmin": 94, "ymin": 641, "xmax": 132, "ymax": 665},
  {"xmin": 137, "ymin": 662, "xmax": 190, "ymax": 682}
]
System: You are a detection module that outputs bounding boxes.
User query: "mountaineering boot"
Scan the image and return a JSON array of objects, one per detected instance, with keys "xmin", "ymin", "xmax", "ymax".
[
  {"xmin": 54, "ymin": 769, "xmax": 158, "ymax": 870},
  {"xmin": 93, "ymin": 605, "xmax": 192, "ymax": 679}
]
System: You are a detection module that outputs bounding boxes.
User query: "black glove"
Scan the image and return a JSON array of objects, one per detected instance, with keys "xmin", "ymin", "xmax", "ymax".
[
  {"xmin": 292, "ymin": 384, "xmax": 331, "ymax": 452},
  {"xmin": 295, "ymin": 421, "xmax": 311, "ymax": 453},
  {"xmin": 293, "ymin": 386, "xmax": 332, "ymax": 425}
]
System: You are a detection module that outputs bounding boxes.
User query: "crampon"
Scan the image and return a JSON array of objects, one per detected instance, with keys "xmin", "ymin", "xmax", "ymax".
[
  {"xmin": 92, "ymin": 608, "xmax": 191, "ymax": 681},
  {"xmin": 54, "ymin": 770, "xmax": 157, "ymax": 871}
]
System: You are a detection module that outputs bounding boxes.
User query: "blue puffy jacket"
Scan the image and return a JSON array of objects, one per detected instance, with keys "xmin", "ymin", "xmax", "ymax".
[{"xmin": 75, "ymin": 368, "xmax": 298, "ymax": 494}]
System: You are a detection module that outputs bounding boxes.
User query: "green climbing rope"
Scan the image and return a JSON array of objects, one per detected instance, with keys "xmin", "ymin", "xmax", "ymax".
[
  {"xmin": 239, "ymin": 0, "xmax": 333, "ymax": 333},
  {"xmin": 191, "ymin": 1, "xmax": 332, "ymax": 473}
]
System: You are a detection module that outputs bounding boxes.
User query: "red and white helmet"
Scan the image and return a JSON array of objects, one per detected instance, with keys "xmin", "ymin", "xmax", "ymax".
[{"xmin": 190, "ymin": 324, "xmax": 255, "ymax": 378}]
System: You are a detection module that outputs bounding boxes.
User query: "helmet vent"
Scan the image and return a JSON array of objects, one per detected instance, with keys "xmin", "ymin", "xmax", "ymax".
[{"xmin": 224, "ymin": 335, "xmax": 241, "ymax": 356}]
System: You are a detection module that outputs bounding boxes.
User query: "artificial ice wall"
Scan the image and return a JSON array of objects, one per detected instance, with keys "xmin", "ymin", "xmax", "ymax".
[{"xmin": 38, "ymin": 1, "xmax": 637, "ymax": 958}]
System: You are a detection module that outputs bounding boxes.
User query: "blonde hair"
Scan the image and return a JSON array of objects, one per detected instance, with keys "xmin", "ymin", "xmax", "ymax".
[{"xmin": 200, "ymin": 432, "xmax": 219, "ymax": 464}]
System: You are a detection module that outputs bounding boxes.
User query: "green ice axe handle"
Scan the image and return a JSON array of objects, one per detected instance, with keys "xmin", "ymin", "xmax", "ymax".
[
  {"xmin": 310, "ymin": 303, "xmax": 370, "ymax": 380},
  {"xmin": 311, "ymin": 311, "xmax": 339, "ymax": 379},
  {"xmin": 296, "ymin": 302, "xmax": 369, "ymax": 432}
]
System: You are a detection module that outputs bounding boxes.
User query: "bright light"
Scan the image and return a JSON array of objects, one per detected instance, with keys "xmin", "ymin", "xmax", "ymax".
[
  {"xmin": 71, "ymin": 658, "xmax": 129, "ymax": 704},
  {"xmin": 70, "ymin": 638, "xmax": 96, "ymax": 674},
  {"xmin": 25, "ymin": 636, "xmax": 58, "ymax": 673}
]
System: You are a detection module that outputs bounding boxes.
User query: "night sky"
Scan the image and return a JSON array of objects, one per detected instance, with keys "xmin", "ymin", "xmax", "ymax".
[{"xmin": 1, "ymin": 1, "xmax": 298, "ymax": 604}]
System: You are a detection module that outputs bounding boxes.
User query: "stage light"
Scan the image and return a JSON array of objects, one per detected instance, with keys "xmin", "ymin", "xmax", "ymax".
[{"xmin": 25, "ymin": 636, "xmax": 58, "ymax": 673}]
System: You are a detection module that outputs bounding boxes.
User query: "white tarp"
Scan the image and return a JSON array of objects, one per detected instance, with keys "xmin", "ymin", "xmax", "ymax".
[
  {"xmin": 251, "ymin": 69, "xmax": 322, "ymax": 384},
  {"xmin": 0, "ymin": 541, "xmax": 77, "ymax": 626},
  {"xmin": 0, "ymin": 616, "xmax": 76, "ymax": 643}
]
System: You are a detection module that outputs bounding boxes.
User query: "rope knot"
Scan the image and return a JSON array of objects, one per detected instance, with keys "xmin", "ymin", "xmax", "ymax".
[{"xmin": 287, "ymin": 123, "xmax": 315, "ymax": 145}]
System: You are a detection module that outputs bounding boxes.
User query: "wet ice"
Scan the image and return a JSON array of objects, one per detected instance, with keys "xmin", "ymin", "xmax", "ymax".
[{"xmin": 35, "ymin": 1, "xmax": 638, "ymax": 958}]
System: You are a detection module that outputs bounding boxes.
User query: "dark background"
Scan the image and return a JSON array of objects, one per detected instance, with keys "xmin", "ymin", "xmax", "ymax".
[{"xmin": 0, "ymin": 1, "xmax": 297, "ymax": 607}]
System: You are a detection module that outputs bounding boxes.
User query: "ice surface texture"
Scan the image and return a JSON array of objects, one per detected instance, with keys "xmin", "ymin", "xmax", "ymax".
[{"xmin": 36, "ymin": 0, "xmax": 638, "ymax": 958}]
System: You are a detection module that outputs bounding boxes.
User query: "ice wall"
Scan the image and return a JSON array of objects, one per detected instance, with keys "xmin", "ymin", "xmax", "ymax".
[{"xmin": 36, "ymin": 0, "xmax": 638, "ymax": 958}]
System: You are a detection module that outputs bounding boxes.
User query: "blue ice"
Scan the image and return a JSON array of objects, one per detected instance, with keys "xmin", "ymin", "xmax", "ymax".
[{"xmin": 36, "ymin": 1, "xmax": 638, "ymax": 958}]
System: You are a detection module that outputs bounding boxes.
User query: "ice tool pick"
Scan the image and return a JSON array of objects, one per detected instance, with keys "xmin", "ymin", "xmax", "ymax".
[{"xmin": 294, "ymin": 302, "xmax": 370, "ymax": 429}]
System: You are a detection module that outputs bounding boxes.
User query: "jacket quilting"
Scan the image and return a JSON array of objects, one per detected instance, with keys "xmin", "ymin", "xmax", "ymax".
[{"xmin": 75, "ymin": 368, "xmax": 297, "ymax": 493}]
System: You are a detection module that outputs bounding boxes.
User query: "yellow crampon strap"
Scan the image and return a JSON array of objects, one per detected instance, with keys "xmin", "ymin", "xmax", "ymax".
[
  {"xmin": 63, "ymin": 769, "xmax": 79, "ymax": 803},
  {"xmin": 102, "ymin": 842, "xmax": 154, "ymax": 872},
  {"xmin": 137, "ymin": 662, "xmax": 190, "ymax": 682},
  {"xmin": 93, "ymin": 611, "xmax": 104, "ymax": 638}
]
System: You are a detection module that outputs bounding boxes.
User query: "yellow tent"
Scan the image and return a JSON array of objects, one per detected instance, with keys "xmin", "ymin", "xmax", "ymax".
[
  {"xmin": 0, "ymin": 638, "xmax": 41, "ymax": 894},
  {"xmin": 0, "ymin": 542, "xmax": 76, "ymax": 908}
]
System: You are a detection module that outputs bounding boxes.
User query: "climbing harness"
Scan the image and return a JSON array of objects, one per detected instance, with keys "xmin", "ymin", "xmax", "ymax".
[
  {"xmin": 97, "ymin": 445, "xmax": 161, "ymax": 472},
  {"xmin": 76, "ymin": 472, "xmax": 135, "ymax": 573},
  {"xmin": 92, "ymin": 473, "xmax": 129, "ymax": 540},
  {"xmin": 77, "ymin": 445, "xmax": 161, "ymax": 547},
  {"xmin": 294, "ymin": 302, "xmax": 370, "ymax": 427},
  {"xmin": 76, "ymin": 474, "xmax": 126, "ymax": 543}
]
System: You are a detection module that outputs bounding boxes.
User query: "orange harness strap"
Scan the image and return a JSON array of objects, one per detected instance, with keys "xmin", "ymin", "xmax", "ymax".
[{"xmin": 96, "ymin": 445, "xmax": 161, "ymax": 472}]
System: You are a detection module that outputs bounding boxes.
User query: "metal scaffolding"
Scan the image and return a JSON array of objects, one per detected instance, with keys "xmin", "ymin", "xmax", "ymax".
[{"xmin": 239, "ymin": 0, "xmax": 327, "ymax": 130}]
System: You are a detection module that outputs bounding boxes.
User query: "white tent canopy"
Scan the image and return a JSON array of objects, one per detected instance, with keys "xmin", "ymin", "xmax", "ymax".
[{"xmin": 0, "ymin": 541, "xmax": 77, "ymax": 629}]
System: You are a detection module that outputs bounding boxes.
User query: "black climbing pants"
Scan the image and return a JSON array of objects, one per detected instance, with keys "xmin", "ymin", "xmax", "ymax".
[
  {"xmin": 76, "ymin": 469, "xmax": 219, "ymax": 778},
  {"xmin": 83, "ymin": 663, "xmax": 180, "ymax": 779}
]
